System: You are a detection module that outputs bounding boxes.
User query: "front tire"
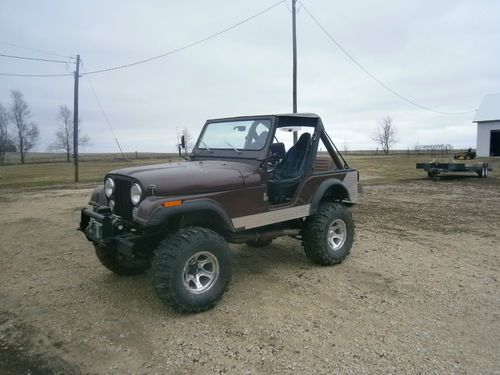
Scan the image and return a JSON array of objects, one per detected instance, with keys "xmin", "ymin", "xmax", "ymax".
[
  {"xmin": 302, "ymin": 203, "xmax": 354, "ymax": 266},
  {"xmin": 94, "ymin": 244, "xmax": 148, "ymax": 276},
  {"xmin": 151, "ymin": 227, "xmax": 232, "ymax": 313}
]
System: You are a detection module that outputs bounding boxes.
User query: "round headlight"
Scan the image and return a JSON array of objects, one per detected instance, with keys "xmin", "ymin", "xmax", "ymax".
[
  {"xmin": 105, "ymin": 178, "xmax": 114, "ymax": 198},
  {"xmin": 130, "ymin": 183, "xmax": 142, "ymax": 205}
]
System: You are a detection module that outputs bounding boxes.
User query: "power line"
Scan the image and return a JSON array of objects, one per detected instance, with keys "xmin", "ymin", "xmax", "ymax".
[
  {"xmin": 299, "ymin": 1, "xmax": 476, "ymax": 115},
  {"xmin": 0, "ymin": 53, "xmax": 72, "ymax": 64},
  {"xmin": 0, "ymin": 72, "xmax": 73, "ymax": 77},
  {"xmin": 0, "ymin": 40, "xmax": 75, "ymax": 60},
  {"xmin": 82, "ymin": 0, "xmax": 286, "ymax": 75},
  {"xmin": 81, "ymin": 62, "xmax": 126, "ymax": 158},
  {"xmin": 1, "ymin": 1, "xmax": 285, "ymax": 78}
]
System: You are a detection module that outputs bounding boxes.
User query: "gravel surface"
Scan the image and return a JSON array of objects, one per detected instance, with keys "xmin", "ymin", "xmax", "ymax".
[{"xmin": 0, "ymin": 177, "xmax": 499, "ymax": 374}]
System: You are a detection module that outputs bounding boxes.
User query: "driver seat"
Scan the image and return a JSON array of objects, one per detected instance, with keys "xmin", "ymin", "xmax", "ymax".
[{"xmin": 268, "ymin": 132, "xmax": 311, "ymax": 204}]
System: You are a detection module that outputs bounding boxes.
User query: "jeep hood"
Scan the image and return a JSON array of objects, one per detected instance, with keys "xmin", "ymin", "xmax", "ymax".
[{"xmin": 108, "ymin": 160, "xmax": 261, "ymax": 195}]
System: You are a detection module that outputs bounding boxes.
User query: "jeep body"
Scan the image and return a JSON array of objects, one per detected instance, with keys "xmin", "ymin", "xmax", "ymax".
[{"xmin": 80, "ymin": 113, "xmax": 358, "ymax": 312}]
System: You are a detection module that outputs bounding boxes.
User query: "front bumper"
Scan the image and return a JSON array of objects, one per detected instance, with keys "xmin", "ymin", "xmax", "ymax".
[
  {"xmin": 79, "ymin": 206, "xmax": 116, "ymax": 243},
  {"xmin": 79, "ymin": 206, "xmax": 158, "ymax": 257}
]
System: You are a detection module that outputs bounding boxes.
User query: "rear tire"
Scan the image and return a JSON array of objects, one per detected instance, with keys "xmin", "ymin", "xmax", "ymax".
[
  {"xmin": 302, "ymin": 203, "xmax": 354, "ymax": 266},
  {"xmin": 94, "ymin": 244, "xmax": 148, "ymax": 276},
  {"xmin": 151, "ymin": 227, "xmax": 232, "ymax": 313}
]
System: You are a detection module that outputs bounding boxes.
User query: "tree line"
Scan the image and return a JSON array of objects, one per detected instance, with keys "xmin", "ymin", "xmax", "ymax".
[{"xmin": 0, "ymin": 89, "xmax": 89, "ymax": 165}]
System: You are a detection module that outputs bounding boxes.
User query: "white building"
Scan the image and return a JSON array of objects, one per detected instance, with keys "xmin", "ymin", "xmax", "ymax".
[{"xmin": 473, "ymin": 93, "xmax": 500, "ymax": 157}]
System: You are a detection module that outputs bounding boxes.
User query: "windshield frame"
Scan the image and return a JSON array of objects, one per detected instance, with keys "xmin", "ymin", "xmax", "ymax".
[
  {"xmin": 191, "ymin": 116, "xmax": 276, "ymax": 160},
  {"xmin": 196, "ymin": 119, "xmax": 272, "ymax": 152}
]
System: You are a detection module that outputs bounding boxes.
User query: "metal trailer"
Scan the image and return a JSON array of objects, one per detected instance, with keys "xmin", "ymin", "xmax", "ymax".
[{"xmin": 416, "ymin": 162, "xmax": 491, "ymax": 179}]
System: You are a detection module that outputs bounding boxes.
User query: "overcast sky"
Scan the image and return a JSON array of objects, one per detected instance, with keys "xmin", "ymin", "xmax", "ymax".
[{"xmin": 1, "ymin": 0, "xmax": 499, "ymax": 153}]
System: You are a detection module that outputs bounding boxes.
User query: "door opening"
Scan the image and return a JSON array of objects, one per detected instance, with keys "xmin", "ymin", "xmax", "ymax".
[{"xmin": 490, "ymin": 130, "xmax": 500, "ymax": 156}]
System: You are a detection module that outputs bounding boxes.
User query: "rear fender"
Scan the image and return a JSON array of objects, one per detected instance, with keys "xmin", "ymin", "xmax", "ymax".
[{"xmin": 310, "ymin": 178, "xmax": 352, "ymax": 213}]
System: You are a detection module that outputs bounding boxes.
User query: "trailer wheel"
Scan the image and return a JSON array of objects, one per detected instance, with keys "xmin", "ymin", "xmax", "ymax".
[
  {"xmin": 482, "ymin": 165, "xmax": 488, "ymax": 178},
  {"xmin": 477, "ymin": 165, "xmax": 488, "ymax": 178}
]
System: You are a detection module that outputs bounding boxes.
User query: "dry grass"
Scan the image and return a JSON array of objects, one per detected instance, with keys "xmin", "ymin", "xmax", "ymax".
[
  {"xmin": 346, "ymin": 154, "xmax": 499, "ymax": 185},
  {"xmin": 0, "ymin": 152, "xmax": 175, "ymax": 165},
  {"xmin": 0, "ymin": 153, "xmax": 498, "ymax": 189},
  {"xmin": 0, "ymin": 157, "xmax": 181, "ymax": 189}
]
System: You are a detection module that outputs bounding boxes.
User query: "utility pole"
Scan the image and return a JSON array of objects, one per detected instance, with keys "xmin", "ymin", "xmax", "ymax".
[
  {"xmin": 73, "ymin": 54, "xmax": 80, "ymax": 182},
  {"xmin": 292, "ymin": 0, "xmax": 298, "ymax": 143}
]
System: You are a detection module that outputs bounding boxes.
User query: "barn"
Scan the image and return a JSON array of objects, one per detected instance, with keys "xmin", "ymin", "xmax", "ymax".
[{"xmin": 473, "ymin": 93, "xmax": 500, "ymax": 157}]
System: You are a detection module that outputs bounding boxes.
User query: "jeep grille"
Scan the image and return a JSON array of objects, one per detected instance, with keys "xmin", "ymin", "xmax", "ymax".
[{"xmin": 109, "ymin": 176, "xmax": 134, "ymax": 221}]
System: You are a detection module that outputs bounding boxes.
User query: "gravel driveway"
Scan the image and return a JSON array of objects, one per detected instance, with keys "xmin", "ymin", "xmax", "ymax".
[{"xmin": 1, "ymin": 177, "xmax": 499, "ymax": 374}]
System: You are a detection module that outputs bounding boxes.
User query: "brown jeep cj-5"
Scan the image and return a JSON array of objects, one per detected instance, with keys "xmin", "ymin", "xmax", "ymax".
[{"xmin": 80, "ymin": 113, "xmax": 359, "ymax": 312}]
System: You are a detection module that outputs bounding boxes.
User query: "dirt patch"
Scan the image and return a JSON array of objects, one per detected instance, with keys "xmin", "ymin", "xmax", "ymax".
[
  {"xmin": 0, "ymin": 310, "xmax": 80, "ymax": 375},
  {"xmin": 0, "ymin": 179, "xmax": 499, "ymax": 373}
]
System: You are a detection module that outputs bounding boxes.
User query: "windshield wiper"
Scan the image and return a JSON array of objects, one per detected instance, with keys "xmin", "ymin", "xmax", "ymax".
[
  {"xmin": 224, "ymin": 140, "xmax": 240, "ymax": 153},
  {"xmin": 201, "ymin": 140, "xmax": 212, "ymax": 151}
]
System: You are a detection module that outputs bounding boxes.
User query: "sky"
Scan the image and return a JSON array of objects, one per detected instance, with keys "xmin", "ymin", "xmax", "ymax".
[{"xmin": 0, "ymin": 0, "xmax": 499, "ymax": 153}]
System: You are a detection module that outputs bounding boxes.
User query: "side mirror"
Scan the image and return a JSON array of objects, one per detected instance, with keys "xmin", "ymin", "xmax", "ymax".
[{"xmin": 178, "ymin": 135, "xmax": 188, "ymax": 161}]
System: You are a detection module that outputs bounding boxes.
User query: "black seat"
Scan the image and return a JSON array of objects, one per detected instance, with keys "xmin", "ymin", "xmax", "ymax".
[{"xmin": 268, "ymin": 133, "xmax": 311, "ymax": 203}]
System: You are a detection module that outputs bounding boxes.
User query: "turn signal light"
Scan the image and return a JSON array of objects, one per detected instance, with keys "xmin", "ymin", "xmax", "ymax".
[{"xmin": 163, "ymin": 200, "xmax": 182, "ymax": 208}]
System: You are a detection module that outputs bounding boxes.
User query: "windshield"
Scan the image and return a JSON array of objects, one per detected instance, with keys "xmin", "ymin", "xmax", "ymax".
[{"xmin": 198, "ymin": 120, "xmax": 271, "ymax": 151}]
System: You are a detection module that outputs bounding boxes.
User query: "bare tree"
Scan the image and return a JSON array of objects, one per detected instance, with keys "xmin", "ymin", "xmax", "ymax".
[
  {"xmin": 372, "ymin": 116, "xmax": 398, "ymax": 155},
  {"xmin": 342, "ymin": 137, "xmax": 349, "ymax": 154},
  {"xmin": 0, "ymin": 102, "xmax": 12, "ymax": 164},
  {"xmin": 50, "ymin": 105, "xmax": 89, "ymax": 162},
  {"xmin": 20, "ymin": 122, "xmax": 39, "ymax": 160},
  {"xmin": 9, "ymin": 90, "xmax": 39, "ymax": 164}
]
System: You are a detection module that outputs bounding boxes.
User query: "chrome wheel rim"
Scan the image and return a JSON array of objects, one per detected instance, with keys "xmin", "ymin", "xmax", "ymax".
[
  {"xmin": 182, "ymin": 251, "xmax": 219, "ymax": 294},
  {"xmin": 327, "ymin": 219, "xmax": 347, "ymax": 251}
]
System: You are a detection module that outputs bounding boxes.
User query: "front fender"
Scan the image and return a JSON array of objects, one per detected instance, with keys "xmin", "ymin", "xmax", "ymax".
[
  {"xmin": 89, "ymin": 185, "xmax": 107, "ymax": 206},
  {"xmin": 134, "ymin": 197, "xmax": 235, "ymax": 232}
]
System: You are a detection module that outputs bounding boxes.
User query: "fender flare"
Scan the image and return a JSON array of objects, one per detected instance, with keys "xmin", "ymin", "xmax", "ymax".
[
  {"xmin": 310, "ymin": 178, "xmax": 351, "ymax": 213},
  {"xmin": 89, "ymin": 185, "xmax": 107, "ymax": 206},
  {"xmin": 138, "ymin": 198, "xmax": 235, "ymax": 232}
]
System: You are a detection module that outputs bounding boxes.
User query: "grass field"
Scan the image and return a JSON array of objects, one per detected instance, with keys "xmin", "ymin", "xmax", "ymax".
[{"xmin": 0, "ymin": 152, "xmax": 498, "ymax": 189}]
